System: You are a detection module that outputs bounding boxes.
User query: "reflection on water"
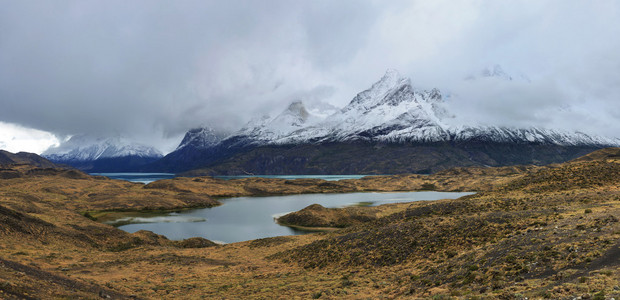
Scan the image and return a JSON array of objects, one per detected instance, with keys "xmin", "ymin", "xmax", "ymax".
[
  {"xmin": 105, "ymin": 215, "xmax": 206, "ymax": 226},
  {"xmin": 90, "ymin": 173, "xmax": 176, "ymax": 184},
  {"xmin": 116, "ymin": 191, "xmax": 474, "ymax": 244}
]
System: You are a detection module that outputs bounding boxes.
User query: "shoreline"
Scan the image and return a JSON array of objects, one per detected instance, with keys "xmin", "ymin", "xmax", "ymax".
[
  {"xmin": 274, "ymin": 218, "xmax": 342, "ymax": 232},
  {"xmin": 84, "ymin": 172, "xmax": 485, "ymax": 231}
]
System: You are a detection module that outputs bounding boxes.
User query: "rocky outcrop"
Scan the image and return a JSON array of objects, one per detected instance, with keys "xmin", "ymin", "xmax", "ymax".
[{"xmin": 277, "ymin": 204, "xmax": 377, "ymax": 229}]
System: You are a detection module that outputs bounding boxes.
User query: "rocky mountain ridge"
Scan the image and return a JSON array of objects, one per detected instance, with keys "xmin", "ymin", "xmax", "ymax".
[
  {"xmin": 156, "ymin": 69, "xmax": 619, "ymax": 174},
  {"xmin": 43, "ymin": 135, "xmax": 163, "ymax": 172},
  {"xmin": 184, "ymin": 69, "xmax": 620, "ymax": 149}
]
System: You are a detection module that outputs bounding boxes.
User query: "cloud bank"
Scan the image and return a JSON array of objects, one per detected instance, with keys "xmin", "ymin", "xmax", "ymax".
[
  {"xmin": 1, "ymin": 0, "xmax": 619, "ymax": 153},
  {"xmin": 0, "ymin": 122, "xmax": 60, "ymax": 154}
]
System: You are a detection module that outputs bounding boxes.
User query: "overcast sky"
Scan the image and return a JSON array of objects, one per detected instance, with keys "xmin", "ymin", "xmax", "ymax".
[{"xmin": 1, "ymin": 0, "xmax": 619, "ymax": 154}]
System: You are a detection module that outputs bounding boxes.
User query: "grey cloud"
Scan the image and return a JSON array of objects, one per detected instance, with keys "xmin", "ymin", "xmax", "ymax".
[
  {"xmin": 1, "ymin": 0, "xmax": 619, "ymax": 153},
  {"xmin": 1, "ymin": 0, "xmax": 385, "ymax": 151}
]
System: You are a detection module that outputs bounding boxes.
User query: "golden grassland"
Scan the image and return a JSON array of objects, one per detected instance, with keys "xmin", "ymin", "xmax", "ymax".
[{"xmin": 0, "ymin": 148, "xmax": 619, "ymax": 299}]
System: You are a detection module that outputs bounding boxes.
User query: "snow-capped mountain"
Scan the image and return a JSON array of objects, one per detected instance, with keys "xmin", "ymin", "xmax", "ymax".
[
  {"xmin": 43, "ymin": 135, "xmax": 163, "ymax": 172},
  {"xmin": 161, "ymin": 68, "xmax": 619, "ymax": 174},
  {"xmin": 177, "ymin": 127, "xmax": 223, "ymax": 151},
  {"xmin": 238, "ymin": 101, "xmax": 320, "ymax": 141},
  {"xmin": 228, "ymin": 100, "xmax": 335, "ymax": 147},
  {"xmin": 44, "ymin": 135, "xmax": 162, "ymax": 162},
  {"xmin": 450, "ymin": 125, "xmax": 620, "ymax": 146},
  {"xmin": 220, "ymin": 69, "xmax": 620, "ymax": 147},
  {"xmin": 308, "ymin": 69, "xmax": 451, "ymax": 143}
]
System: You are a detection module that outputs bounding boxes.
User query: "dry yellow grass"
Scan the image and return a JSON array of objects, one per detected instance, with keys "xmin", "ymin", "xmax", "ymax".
[{"xmin": 0, "ymin": 148, "xmax": 619, "ymax": 299}]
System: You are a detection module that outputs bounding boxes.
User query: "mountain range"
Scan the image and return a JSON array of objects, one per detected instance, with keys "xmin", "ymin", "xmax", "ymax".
[
  {"xmin": 42, "ymin": 135, "xmax": 162, "ymax": 172},
  {"xmin": 44, "ymin": 69, "xmax": 620, "ymax": 174},
  {"xmin": 151, "ymin": 69, "xmax": 620, "ymax": 175}
]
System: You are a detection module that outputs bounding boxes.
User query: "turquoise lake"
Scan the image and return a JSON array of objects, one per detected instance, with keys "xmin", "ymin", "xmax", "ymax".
[{"xmin": 91, "ymin": 173, "xmax": 374, "ymax": 184}]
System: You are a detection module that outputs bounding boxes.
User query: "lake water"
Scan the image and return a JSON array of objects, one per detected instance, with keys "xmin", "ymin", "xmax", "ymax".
[
  {"xmin": 91, "ymin": 173, "xmax": 374, "ymax": 184},
  {"xmin": 90, "ymin": 173, "xmax": 176, "ymax": 184},
  {"xmin": 114, "ymin": 191, "xmax": 474, "ymax": 244},
  {"xmin": 212, "ymin": 174, "xmax": 374, "ymax": 181}
]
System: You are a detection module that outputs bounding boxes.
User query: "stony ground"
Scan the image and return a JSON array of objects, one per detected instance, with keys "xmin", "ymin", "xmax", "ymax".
[{"xmin": 0, "ymin": 148, "xmax": 619, "ymax": 299}]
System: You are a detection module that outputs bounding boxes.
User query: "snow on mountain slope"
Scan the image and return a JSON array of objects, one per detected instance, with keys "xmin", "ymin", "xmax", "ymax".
[
  {"xmin": 283, "ymin": 69, "xmax": 619, "ymax": 146},
  {"xmin": 234, "ymin": 100, "xmax": 328, "ymax": 145},
  {"xmin": 449, "ymin": 125, "xmax": 620, "ymax": 146},
  {"xmin": 179, "ymin": 68, "xmax": 620, "ymax": 150},
  {"xmin": 43, "ymin": 135, "xmax": 163, "ymax": 162},
  {"xmin": 264, "ymin": 69, "xmax": 454, "ymax": 144},
  {"xmin": 176, "ymin": 127, "xmax": 223, "ymax": 150}
]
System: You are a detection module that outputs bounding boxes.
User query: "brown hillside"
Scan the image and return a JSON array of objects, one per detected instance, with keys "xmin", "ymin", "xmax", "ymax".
[
  {"xmin": 569, "ymin": 147, "xmax": 620, "ymax": 162},
  {"xmin": 0, "ymin": 150, "xmax": 60, "ymax": 169},
  {"xmin": 0, "ymin": 147, "xmax": 618, "ymax": 299}
]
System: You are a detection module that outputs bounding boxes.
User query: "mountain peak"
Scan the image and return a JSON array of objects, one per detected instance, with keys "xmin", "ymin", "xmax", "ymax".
[
  {"xmin": 177, "ymin": 127, "xmax": 222, "ymax": 150},
  {"xmin": 344, "ymin": 69, "xmax": 412, "ymax": 112},
  {"xmin": 268, "ymin": 100, "xmax": 316, "ymax": 132},
  {"xmin": 482, "ymin": 64, "xmax": 511, "ymax": 79},
  {"xmin": 284, "ymin": 100, "xmax": 310, "ymax": 122},
  {"xmin": 234, "ymin": 100, "xmax": 327, "ymax": 145},
  {"xmin": 375, "ymin": 69, "xmax": 408, "ymax": 90},
  {"xmin": 381, "ymin": 68, "xmax": 403, "ymax": 81},
  {"xmin": 465, "ymin": 64, "xmax": 530, "ymax": 83}
]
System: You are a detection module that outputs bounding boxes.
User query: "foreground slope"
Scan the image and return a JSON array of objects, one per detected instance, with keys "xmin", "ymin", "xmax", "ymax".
[
  {"xmin": 0, "ymin": 148, "xmax": 618, "ymax": 299},
  {"xmin": 275, "ymin": 149, "xmax": 620, "ymax": 298}
]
